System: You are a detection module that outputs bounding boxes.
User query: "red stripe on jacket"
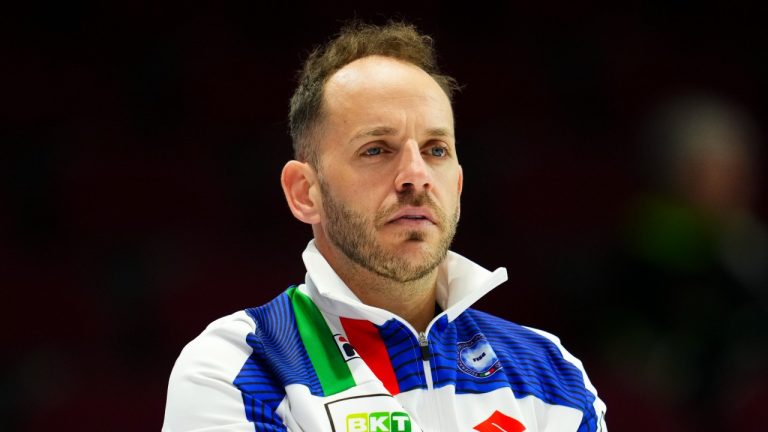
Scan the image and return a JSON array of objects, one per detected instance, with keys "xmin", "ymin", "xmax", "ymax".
[{"xmin": 340, "ymin": 317, "xmax": 401, "ymax": 395}]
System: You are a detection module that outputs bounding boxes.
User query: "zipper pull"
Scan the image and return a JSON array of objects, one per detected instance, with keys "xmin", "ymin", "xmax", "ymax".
[{"xmin": 418, "ymin": 332, "xmax": 431, "ymax": 361}]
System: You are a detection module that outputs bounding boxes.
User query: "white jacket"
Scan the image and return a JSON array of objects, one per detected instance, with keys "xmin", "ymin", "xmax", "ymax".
[{"xmin": 163, "ymin": 241, "xmax": 607, "ymax": 431}]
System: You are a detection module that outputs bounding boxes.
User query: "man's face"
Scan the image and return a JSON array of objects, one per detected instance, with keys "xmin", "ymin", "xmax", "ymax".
[{"xmin": 313, "ymin": 55, "xmax": 462, "ymax": 282}]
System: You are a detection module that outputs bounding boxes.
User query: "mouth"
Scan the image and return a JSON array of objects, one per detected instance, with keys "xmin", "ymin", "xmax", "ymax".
[{"xmin": 386, "ymin": 207, "xmax": 437, "ymax": 225}]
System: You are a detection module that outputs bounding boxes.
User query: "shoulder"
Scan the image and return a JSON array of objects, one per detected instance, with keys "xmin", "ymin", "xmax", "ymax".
[
  {"xmin": 461, "ymin": 309, "xmax": 571, "ymax": 357},
  {"xmin": 164, "ymin": 292, "xmax": 297, "ymax": 431},
  {"xmin": 243, "ymin": 289, "xmax": 296, "ymax": 337},
  {"xmin": 170, "ymin": 290, "xmax": 297, "ymax": 379},
  {"xmin": 171, "ymin": 310, "xmax": 257, "ymax": 380},
  {"xmin": 163, "ymin": 310, "xmax": 261, "ymax": 431},
  {"xmin": 459, "ymin": 309, "xmax": 607, "ymax": 428},
  {"xmin": 461, "ymin": 309, "xmax": 592, "ymax": 382}
]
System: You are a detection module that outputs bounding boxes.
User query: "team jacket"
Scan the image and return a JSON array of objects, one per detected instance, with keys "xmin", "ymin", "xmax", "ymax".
[{"xmin": 163, "ymin": 241, "xmax": 607, "ymax": 431}]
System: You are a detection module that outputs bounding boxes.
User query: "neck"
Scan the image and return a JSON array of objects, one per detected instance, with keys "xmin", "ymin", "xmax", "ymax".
[
  {"xmin": 315, "ymin": 239, "xmax": 438, "ymax": 333},
  {"xmin": 346, "ymin": 266, "xmax": 438, "ymax": 334}
]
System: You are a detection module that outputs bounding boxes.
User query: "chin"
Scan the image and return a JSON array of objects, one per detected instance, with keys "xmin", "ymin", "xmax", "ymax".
[{"xmin": 394, "ymin": 239, "xmax": 438, "ymax": 256}]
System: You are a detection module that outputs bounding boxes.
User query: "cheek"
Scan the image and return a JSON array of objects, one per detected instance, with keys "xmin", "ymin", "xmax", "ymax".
[
  {"xmin": 327, "ymin": 176, "xmax": 387, "ymax": 213},
  {"xmin": 338, "ymin": 168, "xmax": 391, "ymax": 198},
  {"xmin": 436, "ymin": 168, "xmax": 462, "ymax": 200}
]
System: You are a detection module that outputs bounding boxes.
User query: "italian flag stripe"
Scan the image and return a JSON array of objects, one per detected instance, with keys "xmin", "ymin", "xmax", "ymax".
[
  {"xmin": 288, "ymin": 287, "xmax": 355, "ymax": 396},
  {"xmin": 340, "ymin": 317, "xmax": 401, "ymax": 395}
]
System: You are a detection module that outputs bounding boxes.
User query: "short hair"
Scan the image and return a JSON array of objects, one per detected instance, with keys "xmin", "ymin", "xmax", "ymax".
[{"xmin": 288, "ymin": 21, "xmax": 460, "ymax": 167}]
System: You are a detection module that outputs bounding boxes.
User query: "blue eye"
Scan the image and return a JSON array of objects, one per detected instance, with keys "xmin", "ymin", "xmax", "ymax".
[
  {"xmin": 430, "ymin": 146, "xmax": 447, "ymax": 157},
  {"xmin": 364, "ymin": 147, "xmax": 383, "ymax": 156}
]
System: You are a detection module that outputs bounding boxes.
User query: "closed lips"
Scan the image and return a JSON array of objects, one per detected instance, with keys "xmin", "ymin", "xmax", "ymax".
[{"xmin": 387, "ymin": 208, "xmax": 436, "ymax": 224}]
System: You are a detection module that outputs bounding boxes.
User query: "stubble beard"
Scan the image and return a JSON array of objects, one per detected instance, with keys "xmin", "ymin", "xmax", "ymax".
[{"xmin": 319, "ymin": 177, "xmax": 458, "ymax": 283}]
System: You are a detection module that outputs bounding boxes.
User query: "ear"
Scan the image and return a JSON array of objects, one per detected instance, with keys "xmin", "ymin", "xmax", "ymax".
[
  {"xmin": 281, "ymin": 160, "xmax": 322, "ymax": 224},
  {"xmin": 457, "ymin": 164, "xmax": 464, "ymax": 196},
  {"xmin": 457, "ymin": 164, "xmax": 464, "ymax": 221}
]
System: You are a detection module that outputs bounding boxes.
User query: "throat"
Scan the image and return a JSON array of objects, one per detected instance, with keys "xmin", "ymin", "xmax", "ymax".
[
  {"xmin": 312, "ymin": 233, "xmax": 441, "ymax": 332},
  {"xmin": 346, "ymin": 266, "xmax": 439, "ymax": 333}
]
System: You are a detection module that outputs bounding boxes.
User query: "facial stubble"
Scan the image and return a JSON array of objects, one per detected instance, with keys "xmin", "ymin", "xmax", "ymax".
[{"xmin": 319, "ymin": 177, "xmax": 459, "ymax": 283}]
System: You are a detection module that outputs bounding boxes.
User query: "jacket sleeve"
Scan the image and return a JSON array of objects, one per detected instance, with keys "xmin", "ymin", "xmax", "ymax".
[{"xmin": 162, "ymin": 311, "xmax": 288, "ymax": 432}]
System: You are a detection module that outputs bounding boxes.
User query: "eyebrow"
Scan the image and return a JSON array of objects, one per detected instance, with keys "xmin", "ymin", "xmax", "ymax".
[
  {"xmin": 352, "ymin": 126, "xmax": 398, "ymax": 140},
  {"xmin": 352, "ymin": 126, "xmax": 454, "ymax": 141},
  {"xmin": 425, "ymin": 127, "xmax": 453, "ymax": 138}
]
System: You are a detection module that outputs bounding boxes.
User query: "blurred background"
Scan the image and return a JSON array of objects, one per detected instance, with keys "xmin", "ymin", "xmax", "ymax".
[{"xmin": 3, "ymin": 1, "xmax": 767, "ymax": 431}]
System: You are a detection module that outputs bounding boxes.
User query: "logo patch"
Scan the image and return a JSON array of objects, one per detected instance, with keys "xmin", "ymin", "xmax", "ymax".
[
  {"xmin": 334, "ymin": 334, "xmax": 361, "ymax": 362},
  {"xmin": 346, "ymin": 411, "xmax": 412, "ymax": 432},
  {"xmin": 324, "ymin": 393, "xmax": 422, "ymax": 432},
  {"xmin": 457, "ymin": 334, "xmax": 501, "ymax": 378}
]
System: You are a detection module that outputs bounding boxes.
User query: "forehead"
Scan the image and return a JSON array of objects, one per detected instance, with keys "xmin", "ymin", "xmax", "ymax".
[
  {"xmin": 327, "ymin": 55, "xmax": 443, "ymax": 94},
  {"xmin": 321, "ymin": 56, "xmax": 453, "ymax": 133}
]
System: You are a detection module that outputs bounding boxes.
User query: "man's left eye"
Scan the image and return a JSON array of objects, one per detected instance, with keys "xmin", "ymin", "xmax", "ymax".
[{"xmin": 429, "ymin": 146, "xmax": 447, "ymax": 157}]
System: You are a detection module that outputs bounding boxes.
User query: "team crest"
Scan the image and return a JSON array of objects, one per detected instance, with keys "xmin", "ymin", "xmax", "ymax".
[{"xmin": 457, "ymin": 334, "xmax": 501, "ymax": 378}]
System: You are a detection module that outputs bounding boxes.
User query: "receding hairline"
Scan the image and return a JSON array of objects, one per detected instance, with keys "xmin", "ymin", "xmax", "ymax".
[
  {"xmin": 324, "ymin": 54, "xmax": 454, "ymax": 101},
  {"xmin": 327, "ymin": 53, "xmax": 442, "ymax": 81},
  {"xmin": 311, "ymin": 55, "xmax": 455, "ymax": 159}
]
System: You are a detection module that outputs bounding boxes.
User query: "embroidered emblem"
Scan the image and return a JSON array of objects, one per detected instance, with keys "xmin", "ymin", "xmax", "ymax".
[{"xmin": 457, "ymin": 334, "xmax": 501, "ymax": 378}]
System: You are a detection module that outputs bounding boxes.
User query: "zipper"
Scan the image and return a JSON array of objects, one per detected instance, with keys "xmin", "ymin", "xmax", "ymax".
[
  {"xmin": 419, "ymin": 330, "xmax": 442, "ymax": 431},
  {"xmin": 418, "ymin": 332, "xmax": 431, "ymax": 362},
  {"xmin": 418, "ymin": 331, "xmax": 433, "ymax": 390}
]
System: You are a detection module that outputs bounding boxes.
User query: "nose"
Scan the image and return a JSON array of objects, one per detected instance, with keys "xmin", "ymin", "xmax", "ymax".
[{"xmin": 395, "ymin": 140, "xmax": 432, "ymax": 194}]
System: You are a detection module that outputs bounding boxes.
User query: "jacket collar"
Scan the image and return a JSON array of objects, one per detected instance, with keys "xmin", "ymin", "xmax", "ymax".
[{"xmin": 301, "ymin": 240, "xmax": 508, "ymax": 330}]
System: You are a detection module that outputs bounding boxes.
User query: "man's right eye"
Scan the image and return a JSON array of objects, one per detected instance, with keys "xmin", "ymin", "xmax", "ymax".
[{"xmin": 363, "ymin": 147, "xmax": 383, "ymax": 156}]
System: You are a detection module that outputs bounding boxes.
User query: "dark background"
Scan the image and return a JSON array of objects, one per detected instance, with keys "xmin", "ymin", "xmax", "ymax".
[{"xmin": 3, "ymin": 1, "xmax": 767, "ymax": 431}]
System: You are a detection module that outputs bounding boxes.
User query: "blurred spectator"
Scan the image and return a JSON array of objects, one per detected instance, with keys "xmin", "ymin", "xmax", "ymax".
[{"xmin": 561, "ymin": 96, "xmax": 768, "ymax": 431}]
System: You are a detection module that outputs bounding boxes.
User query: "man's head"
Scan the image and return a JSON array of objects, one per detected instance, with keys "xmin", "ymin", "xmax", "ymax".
[
  {"xmin": 289, "ymin": 21, "xmax": 459, "ymax": 168},
  {"xmin": 282, "ymin": 21, "xmax": 463, "ymax": 284}
]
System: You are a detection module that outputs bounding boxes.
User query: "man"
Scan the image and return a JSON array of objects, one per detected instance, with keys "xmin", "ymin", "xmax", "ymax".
[{"xmin": 163, "ymin": 21, "xmax": 606, "ymax": 432}]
